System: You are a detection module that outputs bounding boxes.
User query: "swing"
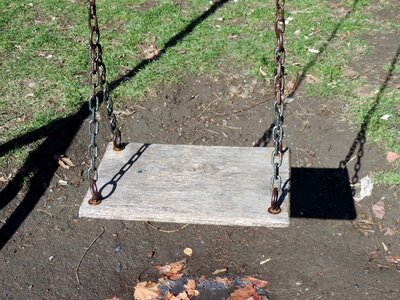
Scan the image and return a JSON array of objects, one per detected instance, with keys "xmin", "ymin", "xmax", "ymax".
[{"xmin": 79, "ymin": 0, "xmax": 290, "ymax": 227}]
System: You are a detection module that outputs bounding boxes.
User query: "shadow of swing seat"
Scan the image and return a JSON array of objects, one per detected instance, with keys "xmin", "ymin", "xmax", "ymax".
[
  {"xmin": 79, "ymin": 143, "xmax": 290, "ymax": 227},
  {"xmin": 290, "ymin": 167, "xmax": 356, "ymax": 220}
]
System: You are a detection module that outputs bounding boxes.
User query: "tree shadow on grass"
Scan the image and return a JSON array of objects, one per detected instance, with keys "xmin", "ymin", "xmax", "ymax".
[
  {"xmin": 256, "ymin": 0, "xmax": 362, "ymax": 148},
  {"xmin": 256, "ymin": 0, "xmax": 400, "ymax": 219},
  {"xmin": 291, "ymin": 42, "xmax": 400, "ymax": 219},
  {"xmin": 0, "ymin": 0, "xmax": 231, "ymax": 250}
]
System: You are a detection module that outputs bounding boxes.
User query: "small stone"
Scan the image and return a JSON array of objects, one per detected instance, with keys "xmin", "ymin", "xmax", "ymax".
[
  {"xmin": 112, "ymin": 244, "xmax": 121, "ymax": 253},
  {"xmin": 115, "ymin": 263, "xmax": 122, "ymax": 273},
  {"xmin": 49, "ymin": 256, "xmax": 54, "ymax": 261}
]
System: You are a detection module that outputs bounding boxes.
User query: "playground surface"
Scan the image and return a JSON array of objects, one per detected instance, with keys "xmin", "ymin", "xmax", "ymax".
[{"xmin": 0, "ymin": 0, "xmax": 399, "ymax": 299}]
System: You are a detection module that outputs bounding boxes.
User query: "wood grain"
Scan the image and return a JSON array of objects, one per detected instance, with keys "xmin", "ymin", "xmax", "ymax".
[{"xmin": 79, "ymin": 143, "xmax": 290, "ymax": 227}]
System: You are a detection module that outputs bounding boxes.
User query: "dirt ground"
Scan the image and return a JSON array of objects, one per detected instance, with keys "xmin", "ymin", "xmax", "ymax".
[{"xmin": 1, "ymin": 4, "xmax": 400, "ymax": 300}]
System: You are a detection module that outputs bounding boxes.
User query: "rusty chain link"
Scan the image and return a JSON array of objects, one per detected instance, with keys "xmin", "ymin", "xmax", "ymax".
[
  {"xmin": 87, "ymin": 0, "xmax": 123, "ymax": 205},
  {"xmin": 268, "ymin": 0, "xmax": 286, "ymax": 214}
]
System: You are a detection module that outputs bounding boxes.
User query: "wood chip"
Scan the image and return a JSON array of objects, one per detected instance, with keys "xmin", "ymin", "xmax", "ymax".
[
  {"xmin": 212, "ymin": 268, "xmax": 227, "ymax": 275},
  {"xmin": 183, "ymin": 247, "xmax": 193, "ymax": 257}
]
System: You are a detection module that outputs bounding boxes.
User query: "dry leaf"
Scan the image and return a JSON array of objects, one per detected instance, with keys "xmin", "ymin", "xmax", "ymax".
[
  {"xmin": 386, "ymin": 151, "xmax": 400, "ymax": 163},
  {"xmin": 383, "ymin": 227, "xmax": 397, "ymax": 236},
  {"xmin": 166, "ymin": 291, "xmax": 190, "ymax": 300},
  {"xmin": 241, "ymin": 276, "xmax": 269, "ymax": 288},
  {"xmin": 183, "ymin": 247, "xmax": 193, "ymax": 257},
  {"xmin": 215, "ymin": 276, "xmax": 229, "ymax": 286},
  {"xmin": 385, "ymin": 256, "xmax": 400, "ymax": 264},
  {"xmin": 168, "ymin": 273, "xmax": 184, "ymax": 281},
  {"xmin": 138, "ymin": 37, "xmax": 161, "ymax": 60},
  {"xmin": 198, "ymin": 275, "xmax": 206, "ymax": 283},
  {"xmin": 134, "ymin": 281, "xmax": 160, "ymax": 300},
  {"xmin": 156, "ymin": 259, "xmax": 186, "ymax": 279},
  {"xmin": 184, "ymin": 279, "xmax": 199, "ymax": 297},
  {"xmin": 343, "ymin": 68, "xmax": 358, "ymax": 79},
  {"xmin": 212, "ymin": 268, "xmax": 227, "ymax": 275},
  {"xmin": 305, "ymin": 74, "xmax": 321, "ymax": 83},
  {"xmin": 170, "ymin": 260, "xmax": 186, "ymax": 272},
  {"xmin": 165, "ymin": 291, "xmax": 174, "ymax": 300},
  {"xmin": 56, "ymin": 155, "xmax": 76, "ymax": 169},
  {"xmin": 157, "ymin": 264, "xmax": 172, "ymax": 275},
  {"xmin": 372, "ymin": 201, "xmax": 385, "ymax": 219},
  {"xmin": 229, "ymin": 284, "xmax": 261, "ymax": 300},
  {"xmin": 185, "ymin": 279, "xmax": 196, "ymax": 290},
  {"xmin": 286, "ymin": 80, "xmax": 295, "ymax": 91}
]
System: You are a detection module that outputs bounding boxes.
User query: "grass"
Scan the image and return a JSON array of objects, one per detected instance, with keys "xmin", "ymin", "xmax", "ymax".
[
  {"xmin": 0, "ymin": 0, "xmax": 399, "ymax": 183},
  {"xmin": 374, "ymin": 171, "xmax": 400, "ymax": 185}
]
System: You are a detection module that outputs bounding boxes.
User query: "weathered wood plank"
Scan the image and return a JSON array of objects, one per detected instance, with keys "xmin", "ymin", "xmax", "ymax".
[{"xmin": 79, "ymin": 143, "xmax": 290, "ymax": 227}]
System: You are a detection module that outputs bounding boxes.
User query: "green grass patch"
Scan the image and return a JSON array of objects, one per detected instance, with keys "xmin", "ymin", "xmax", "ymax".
[
  {"xmin": 374, "ymin": 171, "xmax": 400, "ymax": 185},
  {"xmin": 0, "ymin": 0, "xmax": 399, "ymax": 180}
]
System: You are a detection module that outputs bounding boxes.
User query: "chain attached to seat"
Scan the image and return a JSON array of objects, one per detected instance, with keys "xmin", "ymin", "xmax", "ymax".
[
  {"xmin": 87, "ymin": 0, "xmax": 123, "ymax": 205},
  {"xmin": 268, "ymin": 0, "xmax": 286, "ymax": 214}
]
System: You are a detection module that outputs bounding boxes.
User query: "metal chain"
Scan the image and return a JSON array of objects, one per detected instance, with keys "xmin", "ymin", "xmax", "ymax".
[
  {"xmin": 87, "ymin": 0, "xmax": 101, "ymax": 205},
  {"xmin": 103, "ymin": 82, "xmax": 123, "ymax": 151},
  {"xmin": 268, "ymin": 0, "xmax": 286, "ymax": 214},
  {"xmin": 86, "ymin": 0, "xmax": 123, "ymax": 205}
]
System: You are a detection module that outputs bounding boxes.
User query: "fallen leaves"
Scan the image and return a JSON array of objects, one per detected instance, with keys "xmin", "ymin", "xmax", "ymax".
[
  {"xmin": 386, "ymin": 151, "xmax": 400, "ymax": 163},
  {"xmin": 215, "ymin": 276, "xmax": 232, "ymax": 286},
  {"xmin": 134, "ymin": 282, "xmax": 160, "ymax": 300},
  {"xmin": 165, "ymin": 291, "xmax": 189, "ymax": 300},
  {"xmin": 156, "ymin": 259, "xmax": 186, "ymax": 280},
  {"xmin": 383, "ymin": 227, "xmax": 397, "ymax": 236},
  {"xmin": 137, "ymin": 36, "xmax": 161, "ymax": 60},
  {"xmin": 285, "ymin": 80, "xmax": 295, "ymax": 93},
  {"xmin": 241, "ymin": 276, "xmax": 269, "ymax": 288},
  {"xmin": 372, "ymin": 201, "xmax": 385, "ymax": 219},
  {"xmin": 184, "ymin": 279, "xmax": 199, "ymax": 298},
  {"xmin": 55, "ymin": 155, "xmax": 75, "ymax": 169},
  {"xmin": 385, "ymin": 256, "xmax": 400, "ymax": 264},
  {"xmin": 229, "ymin": 284, "xmax": 261, "ymax": 300},
  {"xmin": 343, "ymin": 68, "xmax": 358, "ymax": 79},
  {"xmin": 305, "ymin": 74, "xmax": 321, "ymax": 84},
  {"xmin": 134, "ymin": 256, "xmax": 269, "ymax": 300}
]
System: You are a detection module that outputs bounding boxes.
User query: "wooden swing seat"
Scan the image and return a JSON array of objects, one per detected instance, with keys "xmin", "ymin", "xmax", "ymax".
[{"xmin": 79, "ymin": 143, "xmax": 290, "ymax": 227}]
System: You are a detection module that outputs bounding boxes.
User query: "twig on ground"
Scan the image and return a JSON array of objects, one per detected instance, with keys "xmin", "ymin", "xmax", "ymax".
[
  {"xmin": 145, "ymin": 221, "xmax": 189, "ymax": 233},
  {"xmin": 233, "ymin": 100, "xmax": 267, "ymax": 114},
  {"xmin": 37, "ymin": 209, "xmax": 53, "ymax": 219},
  {"xmin": 75, "ymin": 226, "xmax": 105, "ymax": 285},
  {"xmin": 205, "ymin": 129, "xmax": 220, "ymax": 135},
  {"xmin": 197, "ymin": 98, "xmax": 220, "ymax": 119}
]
